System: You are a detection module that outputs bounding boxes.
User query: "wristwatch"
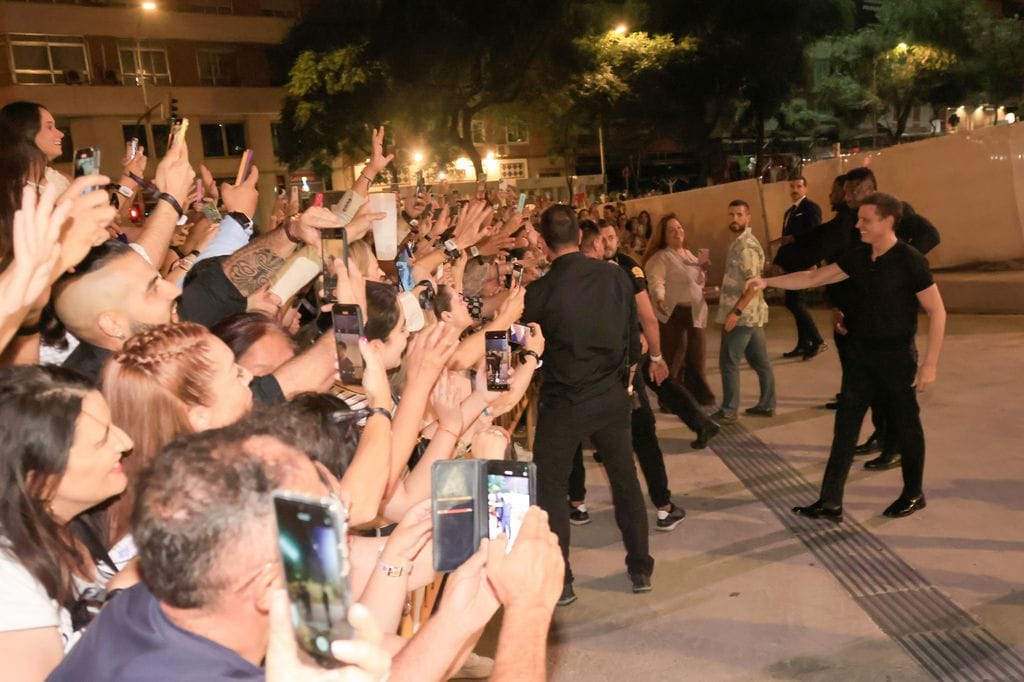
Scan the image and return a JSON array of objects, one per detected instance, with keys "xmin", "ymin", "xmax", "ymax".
[
  {"xmin": 115, "ymin": 184, "xmax": 135, "ymax": 199},
  {"xmin": 732, "ymin": 307, "xmax": 743, "ymax": 316},
  {"xmin": 227, "ymin": 211, "xmax": 254, "ymax": 231},
  {"xmin": 519, "ymin": 349, "xmax": 543, "ymax": 368}
]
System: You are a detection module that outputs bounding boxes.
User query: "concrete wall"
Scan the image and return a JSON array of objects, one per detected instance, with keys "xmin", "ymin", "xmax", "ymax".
[{"xmin": 624, "ymin": 123, "xmax": 1024, "ymax": 284}]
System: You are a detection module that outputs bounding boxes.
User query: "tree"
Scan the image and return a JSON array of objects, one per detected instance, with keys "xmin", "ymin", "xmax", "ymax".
[
  {"xmin": 273, "ymin": 0, "xmax": 575, "ymax": 178},
  {"xmin": 811, "ymin": 0, "xmax": 1024, "ymax": 144}
]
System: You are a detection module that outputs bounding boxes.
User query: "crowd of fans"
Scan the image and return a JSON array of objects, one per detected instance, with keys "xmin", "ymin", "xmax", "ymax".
[{"xmin": 0, "ymin": 96, "xmax": 944, "ymax": 681}]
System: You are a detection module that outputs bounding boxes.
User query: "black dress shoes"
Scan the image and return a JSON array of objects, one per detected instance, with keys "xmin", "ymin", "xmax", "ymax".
[
  {"xmin": 864, "ymin": 452, "xmax": 901, "ymax": 470},
  {"xmin": 854, "ymin": 433, "xmax": 882, "ymax": 455},
  {"xmin": 792, "ymin": 500, "xmax": 843, "ymax": 522},
  {"xmin": 557, "ymin": 583, "xmax": 577, "ymax": 606},
  {"xmin": 883, "ymin": 494, "xmax": 927, "ymax": 518},
  {"xmin": 783, "ymin": 346, "xmax": 808, "ymax": 359},
  {"xmin": 802, "ymin": 342, "xmax": 828, "ymax": 360},
  {"xmin": 691, "ymin": 420, "xmax": 721, "ymax": 450}
]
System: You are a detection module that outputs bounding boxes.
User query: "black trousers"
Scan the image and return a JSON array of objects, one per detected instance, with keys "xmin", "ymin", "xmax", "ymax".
[
  {"xmin": 820, "ymin": 340, "xmax": 926, "ymax": 507},
  {"xmin": 568, "ymin": 366, "xmax": 672, "ymax": 508},
  {"xmin": 785, "ymin": 289, "xmax": 823, "ymax": 349},
  {"xmin": 534, "ymin": 384, "xmax": 654, "ymax": 584},
  {"xmin": 834, "ymin": 328, "xmax": 886, "ymax": 443}
]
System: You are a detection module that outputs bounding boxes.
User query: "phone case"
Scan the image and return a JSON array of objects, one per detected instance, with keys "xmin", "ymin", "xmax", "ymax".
[{"xmin": 431, "ymin": 460, "xmax": 488, "ymax": 573}]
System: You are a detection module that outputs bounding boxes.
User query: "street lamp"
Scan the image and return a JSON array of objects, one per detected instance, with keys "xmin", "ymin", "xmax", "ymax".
[
  {"xmin": 413, "ymin": 151, "xmax": 424, "ymax": 164},
  {"xmin": 614, "ymin": 23, "xmax": 628, "ymax": 35}
]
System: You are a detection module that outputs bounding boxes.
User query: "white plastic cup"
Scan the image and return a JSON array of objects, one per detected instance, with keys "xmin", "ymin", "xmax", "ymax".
[
  {"xmin": 269, "ymin": 252, "xmax": 320, "ymax": 302},
  {"xmin": 368, "ymin": 192, "xmax": 398, "ymax": 261}
]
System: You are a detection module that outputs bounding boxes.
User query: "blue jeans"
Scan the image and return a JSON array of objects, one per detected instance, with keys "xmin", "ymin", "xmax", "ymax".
[{"xmin": 719, "ymin": 325, "xmax": 776, "ymax": 414}]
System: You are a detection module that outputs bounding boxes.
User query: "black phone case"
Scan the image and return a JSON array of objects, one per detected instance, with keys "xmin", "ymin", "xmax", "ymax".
[{"xmin": 431, "ymin": 460, "xmax": 488, "ymax": 573}]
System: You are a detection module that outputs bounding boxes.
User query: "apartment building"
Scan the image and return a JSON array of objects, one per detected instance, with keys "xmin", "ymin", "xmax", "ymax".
[{"xmin": 0, "ymin": 0, "xmax": 322, "ymax": 226}]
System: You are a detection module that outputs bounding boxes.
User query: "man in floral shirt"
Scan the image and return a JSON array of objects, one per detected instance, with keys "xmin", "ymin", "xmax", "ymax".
[{"xmin": 714, "ymin": 200, "xmax": 776, "ymax": 422}]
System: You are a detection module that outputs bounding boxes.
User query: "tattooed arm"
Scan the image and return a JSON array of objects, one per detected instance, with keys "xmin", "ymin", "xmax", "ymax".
[{"xmin": 221, "ymin": 225, "xmax": 292, "ymax": 296}]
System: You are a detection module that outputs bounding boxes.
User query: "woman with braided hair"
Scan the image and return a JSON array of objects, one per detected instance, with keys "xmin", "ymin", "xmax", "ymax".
[{"xmin": 99, "ymin": 322, "xmax": 255, "ymax": 561}]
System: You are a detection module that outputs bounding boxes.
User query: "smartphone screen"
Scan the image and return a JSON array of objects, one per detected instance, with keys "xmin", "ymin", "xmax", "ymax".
[
  {"xmin": 511, "ymin": 263, "xmax": 525, "ymax": 287},
  {"xmin": 273, "ymin": 491, "xmax": 352, "ymax": 667},
  {"xmin": 313, "ymin": 192, "xmax": 324, "ymax": 208},
  {"xmin": 332, "ymin": 303, "xmax": 364, "ymax": 386},
  {"xmin": 517, "ymin": 192, "xmax": 527, "ymax": 213},
  {"xmin": 128, "ymin": 137, "xmax": 139, "ymax": 161},
  {"xmin": 320, "ymin": 228, "xmax": 348, "ymax": 304},
  {"xmin": 509, "ymin": 323, "xmax": 530, "ymax": 347},
  {"xmin": 432, "ymin": 460, "xmax": 481, "ymax": 573},
  {"xmin": 486, "ymin": 461, "xmax": 536, "ymax": 551},
  {"xmin": 73, "ymin": 148, "xmax": 101, "ymax": 193},
  {"xmin": 235, "ymin": 149, "xmax": 254, "ymax": 185},
  {"xmin": 172, "ymin": 117, "xmax": 189, "ymax": 148},
  {"xmin": 395, "ymin": 245, "xmax": 414, "ymax": 292},
  {"xmin": 485, "ymin": 331, "xmax": 511, "ymax": 391}
]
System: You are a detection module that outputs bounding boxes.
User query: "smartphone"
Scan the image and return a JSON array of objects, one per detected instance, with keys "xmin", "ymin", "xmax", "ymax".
[
  {"xmin": 202, "ymin": 203, "xmax": 222, "ymax": 223},
  {"xmin": 509, "ymin": 323, "xmax": 530, "ymax": 347},
  {"xmin": 128, "ymin": 137, "xmax": 140, "ymax": 161},
  {"xmin": 395, "ymin": 244, "xmax": 415, "ymax": 292},
  {"xmin": 432, "ymin": 460, "xmax": 485, "ymax": 573},
  {"xmin": 511, "ymin": 262, "xmax": 525, "ymax": 287},
  {"xmin": 194, "ymin": 179, "xmax": 204, "ymax": 209},
  {"xmin": 273, "ymin": 491, "xmax": 353, "ymax": 668},
  {"xmin": 235, "ymin": 148, "xmax": 254, "ymax": 185},
  {"xmin": 486, "ymin": 461, "xmax": 536, "ymax": 551},
  {"xmin": 290, "ymin": 185, "xmax": 300, "ymax": 209},
  {"xmin": 73, "ymin": 148, "xmax": 101, "ymax": 193},
  {"xmin": 313, "ymin": 192, "xmax": 324, "ymax": 208},
  {"xmin": 517, "ymin": 192, "xmax": 527, "ymax": 213},
  {"xmin": 172, "ymin": 117, "xmax": 189, "ymax": 148},
  {"xmin": 485, "ymin": 331, "xmax": 511, "ymax": 391},
  {"xmin": 332, "ymin": 303, "xmax": 364, "ymax": 386},
  {"xmin": 320, "ymin": 228, "xmax": 348, "ymax": 304}
]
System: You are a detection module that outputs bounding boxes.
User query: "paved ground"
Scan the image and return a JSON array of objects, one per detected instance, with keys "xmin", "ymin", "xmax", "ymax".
[{"xmin": 478, "ymin": 310, "xmax": 1024, "ymax": 681}]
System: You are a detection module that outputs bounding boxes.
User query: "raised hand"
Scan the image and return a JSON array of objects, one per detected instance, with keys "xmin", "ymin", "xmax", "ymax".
[
  {"xmin": 57, "ymin": 175, "xmax": 118, "ymax": 271},
  {"xmin": 154, "ymin": 133, "xmax": 195, "ymax": 207},
  {"xmin": 454, "ymin": 200, "xmax": 494, "ymax": 249},
  {"xmin": 485, "ymin": 506, "xmax": 563, "ymax": 612},
  {"xmin": 121, "ymin": 141, "xmax": 148, "ymax": 179},
  {"xmin": 404, "ymin": 322, "xmax": 462, "ymax": 390},
  {"xmin": 367, "ymin": 126, "xmax": 394, "ymax": 178},
  {"xmin": 344, "ymin": 200, "xmax": 386, "ymax": 242},
  {"xmin": 292, "ymin": 205, "xmax": 343, "ymax": 248},
  {"xmin": 431, "ymin": 370, "xmax": 464, "ymax": 436},
  {"xmin": 2, "ymin": 184, "xmax": 64, "ymax": 315},
  {"xmin": 220, "ymin": 165, "xmax": 260, "ymax": 218}
]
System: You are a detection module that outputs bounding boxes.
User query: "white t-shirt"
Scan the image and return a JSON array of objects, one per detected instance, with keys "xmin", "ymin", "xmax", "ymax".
[{"xmin": 0, "ymin": 546, "xmax": 74, "ymax": 649}]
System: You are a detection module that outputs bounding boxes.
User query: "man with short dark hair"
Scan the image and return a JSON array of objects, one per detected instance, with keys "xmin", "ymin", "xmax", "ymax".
[
  {"xmin": 771, "ymin": 177, "xmax": 825, "ymax": 359},
  {"xmin": 524, "ymin": 204, "xmax": 654, "ymax": 605},
  {"xmin": 747, "ymin": 192, "xmax": 946, "ymax": 520},
  {"xmin": 579, "ymin": 219, "xmax": 604, "ymax": 259},
  {"xmin": 717, "ymin": 200, "xmax": 776, "ymax": 421}
]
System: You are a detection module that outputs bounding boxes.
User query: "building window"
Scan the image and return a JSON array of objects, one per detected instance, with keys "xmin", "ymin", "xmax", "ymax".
[
  {"xmin": 197, "ymin": 50, "xmax": 237, "ymax": 86},
  {"xmin": 471, "ymin": 120, "xmax": 486, "ymax": 144},
  {"xmin": 200, "ymin": 122, "xmax": 246, "ymax": 157},
  {"xmin": 499, "ymin": 161, "xmax": 527, "ymax": 179},
  {"xmin": 259, "ymin": 0, "xmax": 297, "ymax": 17},
  {"xmin": 504, "ymin": 120, "xmax": 529, "ymax": 145},
  {"xmin": 185, "ymin": 0, "xmax": 234, "ymax": 14},
  {"xmin": 118, "ymin": 44, "xmax": 172, "ymax": 86},
  {"xmin": 8, "ymin": 34, "xmax": 90, "ymax": 85}
]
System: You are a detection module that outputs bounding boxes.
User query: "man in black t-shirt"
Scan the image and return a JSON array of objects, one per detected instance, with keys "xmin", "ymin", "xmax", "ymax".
[{"xmin": 746, "ymin": 192, "xmax": 946, "ymax": 520}]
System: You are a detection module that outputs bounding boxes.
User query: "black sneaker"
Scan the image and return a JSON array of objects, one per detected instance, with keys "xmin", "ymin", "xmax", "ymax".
[
  {"xmin": 557, "ymin": 583, "xmax": 578, "ymax": 606},
  {"xmin": 710, "ymin": 409, "xmax": 737, "ymax": 424},
  {"xmin": 655, "ymin": 503, "xmax": 686, "ymax": 532},
  {"xmin": 744, "ymin": 405, "xmax": 775, "ymax": 417},
  {"xmin": 569, "ymin": 504, "xmax": 591, "ymax": 526},
  {"xmin": 691, "ymin": 420, "xmax": 720, "ymax": 449},
  {"xmin": 629, "ymin": 572, "xmax": 652, "ymax": 593}
]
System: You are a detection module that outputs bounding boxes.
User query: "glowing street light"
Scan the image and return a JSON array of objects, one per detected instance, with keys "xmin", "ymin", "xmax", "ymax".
[
  {"xmin": 614, "ymin": 23, "xmax": 628, "ymax": 35},
  {"xmin": 412, "ymin": 151, "xmax": 424, "ymax": 164},
  {"xmin": 141, "ymin": 1, "xmax": 157, "ymax": 10},
  {"xmin": 895, "ymin": 41, "xmax": 908, "ymax": 52}
]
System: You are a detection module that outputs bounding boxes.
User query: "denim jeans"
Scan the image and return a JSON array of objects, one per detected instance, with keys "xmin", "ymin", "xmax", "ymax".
[{"xmin": 719, "ymin": 325, "xmax": 776, "ymax": 415}]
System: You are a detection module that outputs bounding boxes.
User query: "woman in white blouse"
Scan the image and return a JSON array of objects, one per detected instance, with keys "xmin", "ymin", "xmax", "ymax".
[
  {"xmin": 643, "ymin": 213, "xmax": 716, "ymax": 405},
  {"xmin": 0, "ymin": 365, "xmax": 133, "ymax": 681}
]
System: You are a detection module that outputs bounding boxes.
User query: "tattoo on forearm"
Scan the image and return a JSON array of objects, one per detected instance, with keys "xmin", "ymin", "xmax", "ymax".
[{"xmin": 225, "ymin": 249, "xmax": 286, "ymax": 295}]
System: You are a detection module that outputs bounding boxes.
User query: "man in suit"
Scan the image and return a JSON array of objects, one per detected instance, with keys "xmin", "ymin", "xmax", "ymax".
[{"xmin": 771, "ymin": 177, "xmax": 825, "ymax": 360}]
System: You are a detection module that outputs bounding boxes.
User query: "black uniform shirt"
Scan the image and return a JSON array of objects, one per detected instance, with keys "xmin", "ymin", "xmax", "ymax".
[
  {"xmin": 523, "ymin": 251, "xmax": 641, "ymax": 403},
  {"xmin": 610, "ymin": 251, "xmax": 648, "ymax": 295},
  {"xmin": 835, "ymin": 241, "xmax": 934, "ymax": 343}
]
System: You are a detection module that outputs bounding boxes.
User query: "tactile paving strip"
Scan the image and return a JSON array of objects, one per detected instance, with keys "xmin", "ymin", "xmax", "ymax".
[{"xmin": 712, "ymin": 422, "xmax": 1024, "ymax": 681}]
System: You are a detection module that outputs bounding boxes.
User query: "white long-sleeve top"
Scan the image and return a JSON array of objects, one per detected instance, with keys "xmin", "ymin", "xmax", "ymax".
[{"xmin": 645, "ymin": 247, "xmax": 708, "ymax": 328}]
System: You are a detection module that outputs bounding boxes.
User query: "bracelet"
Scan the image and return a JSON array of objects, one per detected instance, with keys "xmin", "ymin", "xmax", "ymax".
[
  {"xmin": 436, "ymin": 425, "xmax": 461, "ymax": 440},
  {"xmin": 156, "ymin": 192, "xmax": 184, "ymax": 218},
  {"xmin": 170, "ymin": 245, "xmax": 185, "ymax": 258},
  {"xmin": 649, "ymin": 353, "xmax": 664, "ymax": 363},
  {"xmin": 519, "ymin": 349, "xmax": 542, "ymax": 368},
  {"xmin": 282, "ymin": 215, "xmax": 303, "ymax": 244},
  {"xmin": 376, "ymin": 557, "xmax": 413, "ymax": 578},
  {"xmin": 366, "ymin": 406, "xmax": 393, "ymax": 422},
  {"xmin": 732, "ymin": 307, "xmax": 743, "ymax": 316},
  {"xmin": 361, "ymin": 170, "xmax": 377, "ymax": 184},
  {"xmin": 172, "ymin": 256, "xmax": 196, "ymax": 272}
]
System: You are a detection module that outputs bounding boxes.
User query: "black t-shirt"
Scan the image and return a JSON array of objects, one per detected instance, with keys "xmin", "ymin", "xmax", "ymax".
[
  {"xmin": 177, "ymin": 259, "xmax": 247, "ymax": 328},
  {"xmin": 523, "ymin": 252, "xmax": 641, "ymax": 403},
  {"xmin": 835, "ymin": 241, "xmax": 934, "ymax": 342},
  {"xmin": 610, "ymin": 252, "xmax": 648, "ymax": 295}
]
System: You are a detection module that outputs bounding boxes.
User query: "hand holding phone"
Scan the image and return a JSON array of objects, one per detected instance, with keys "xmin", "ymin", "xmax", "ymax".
[
  {"xmin": 485, "ymin": 331, "xmax": 511, "ymax": 391},
  {"xmin": 235, "ymin": 148, "xmax": 255, "ymax": 185},
  {"xmin": 273, "ymin": 491, "xmax": 353, "ymax": 668},
  {"xmin": 332, "ymin": 303, "xmax": 364, "ymax": 386},
  {"xmin": 74, "ymin": 148, "xmax": 101, "ymax": 193}
]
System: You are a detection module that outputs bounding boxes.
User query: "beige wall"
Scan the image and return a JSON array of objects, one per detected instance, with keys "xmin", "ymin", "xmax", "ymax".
[{"xmin": 625, "ymin": 123, "xmax": 1024, "ymax": 281}]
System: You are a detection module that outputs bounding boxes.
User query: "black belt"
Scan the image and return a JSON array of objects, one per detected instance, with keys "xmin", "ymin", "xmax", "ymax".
[{"xmin": 353, "ymin": 522, "xmax": 397, "ymax": 538}]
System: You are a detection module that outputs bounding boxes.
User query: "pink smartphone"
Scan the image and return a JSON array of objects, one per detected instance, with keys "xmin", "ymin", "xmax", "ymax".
[{"xmin": 235, "ymin": 149, "xmax": 254, "ymax": 185}]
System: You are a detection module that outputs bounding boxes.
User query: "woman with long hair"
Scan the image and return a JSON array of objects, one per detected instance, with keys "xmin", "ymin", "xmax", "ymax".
[
  {"xmin": 0, "ymin": 365, "xmax": 132, "ymax": 679},
  {"xmin": 100, "ymin": 322, "xmax": 254, "ymax": 549},
  {"xmin": 643, "ymin": 213, "xmax": 716, "ymax": 405}
]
